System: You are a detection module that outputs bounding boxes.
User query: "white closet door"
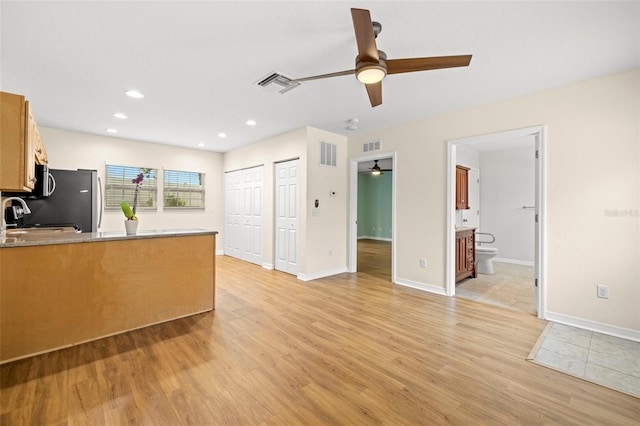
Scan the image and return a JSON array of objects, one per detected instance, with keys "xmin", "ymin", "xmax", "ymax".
[
  {"xmin": 241, "ymin": 166, "xmax": 263, "ymax": 265},
  {"xmin": 275, "ymin": 160, "xmax": 299, "ymax": 275},
  {"xmin": 224, "ymin": 170, "xmax": 242, "ymax": 258},
  {"xmin": 224, "ymin": 166, "xmax": 264, "ymax": 265}
]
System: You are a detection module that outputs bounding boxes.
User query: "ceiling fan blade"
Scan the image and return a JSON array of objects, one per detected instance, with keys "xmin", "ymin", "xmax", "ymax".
[
  {"xmin": 291, "ymin": 69, "xmax": 355, "ymax": 83},
  {"xmin": 365, "ymin": 81, "xmax": 382, "ymax": 107},
  {"xmin": 386, "ymin": 55, "xmax": 472, "ymax": 75},
  {"xmin": 351, "ymin": 8, "xmax": 379, "ymax": 62}
]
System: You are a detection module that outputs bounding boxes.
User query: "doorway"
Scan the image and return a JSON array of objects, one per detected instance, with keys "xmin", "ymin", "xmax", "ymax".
[
  {"xmin": 348, "ymin": 152, "xmax": 397, "ymax": 282},
  {"xmin": 447, "ymin": 126, "xmax": 546, "ymax": 318}
]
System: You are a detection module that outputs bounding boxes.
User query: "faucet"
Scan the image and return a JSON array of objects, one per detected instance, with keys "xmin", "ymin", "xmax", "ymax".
[{"xmin": 1, "ymin": 196, "xmax": 32, "ymax": 237}]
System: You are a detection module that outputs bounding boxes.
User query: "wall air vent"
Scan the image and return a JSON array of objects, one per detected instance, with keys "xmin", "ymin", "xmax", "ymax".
[
  {"xmin": 255, "ymin": 72, "xmax": 300, "ymax": 94},
  {"xmin": 320, "ymin": 141, "xmax": 337, "ymax": 167},
  {"xmin": 363, "ymin": 140, "xmax": 381, "ymax": 152}
]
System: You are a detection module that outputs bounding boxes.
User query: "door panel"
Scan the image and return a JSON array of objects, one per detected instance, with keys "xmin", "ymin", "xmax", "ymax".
[
  {"xmin": 224, "ymin": 166, "xmax": 264, "ymax": 265},
  {"xmin": 275, "ymin": 160, "xmax": 299, "ymax": 275}
]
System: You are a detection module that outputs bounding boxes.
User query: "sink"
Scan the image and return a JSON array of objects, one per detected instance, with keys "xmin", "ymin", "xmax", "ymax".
[{"xmin": 4, "ymin": 226, "xmax": 82, "ymax": 243}]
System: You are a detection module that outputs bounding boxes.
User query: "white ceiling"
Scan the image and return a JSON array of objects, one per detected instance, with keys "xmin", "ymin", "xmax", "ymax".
[{"xmin": 1, "ymin": 1, "xmax": 638, "ymax": 153}]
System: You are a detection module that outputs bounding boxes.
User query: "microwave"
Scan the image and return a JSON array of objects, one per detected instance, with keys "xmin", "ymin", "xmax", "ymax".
[{"xmin": 3, "ymin": 164, "xmax": 55, "ymax": 198}]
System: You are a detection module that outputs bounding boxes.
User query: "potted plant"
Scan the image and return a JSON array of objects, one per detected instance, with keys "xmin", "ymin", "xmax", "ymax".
[{"xmin": 121, "ymin": 171, "xmax": 146, "ymax": 234}]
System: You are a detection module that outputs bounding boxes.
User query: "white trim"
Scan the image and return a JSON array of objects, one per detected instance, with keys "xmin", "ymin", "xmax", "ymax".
[
  {"xmin": 545, "ymin": 311, "xmax": 640, "ymax": 342},
  {"xmin": 394, "ymin": 278, "xmax": 447, "ymax": 296},
  {"xmin": 446, "ymin": 126, "xmax": 547, "ymax": 319},
  {"xmin": 262, "ymin": 262, "xmax": 274, "ymax": 270},
  {"xmin": 349, "ymin": 151, "xmax": 397, "ymax": 283},
  {"xmin": 297, "ymin": 267, "xmax": 347, "ymax": 282},
  {"xmin": 216, "ymin": 249, "xmax": 225, "ymax": 256},
  {"xmin": 493, "ymin": 258, "xmax": 535, "ymax": 266}
]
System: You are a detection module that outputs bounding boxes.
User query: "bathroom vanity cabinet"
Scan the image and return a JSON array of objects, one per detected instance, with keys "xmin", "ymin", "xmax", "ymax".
[
  {"xmin": 455, "ymin": 165, "xmax": 469, "ymax": 210},
  {"xmin": 455, "ymin": 227, "xmax": 476, "ymax": 282}
]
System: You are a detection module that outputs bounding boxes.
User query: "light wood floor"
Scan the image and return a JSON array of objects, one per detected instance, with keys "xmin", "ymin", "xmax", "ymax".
[
  {"xmin": 357, "ymin": 238, "xmax": 391, "ymax": 280},
  {"xmin": 2, "ymin": 255, "xmax": 639, "ymax": 425}
]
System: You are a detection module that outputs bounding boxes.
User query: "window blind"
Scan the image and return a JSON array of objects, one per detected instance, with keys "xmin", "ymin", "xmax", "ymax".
[{"xmin": 163, "ymin": 169, "xmax": 205, "ymax": 209}]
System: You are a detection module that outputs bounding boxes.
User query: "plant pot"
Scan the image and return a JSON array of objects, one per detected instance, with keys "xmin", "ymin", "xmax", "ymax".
[{"xmin": 124, "ymin": 219, "xmax": 139, "ymax": 235}]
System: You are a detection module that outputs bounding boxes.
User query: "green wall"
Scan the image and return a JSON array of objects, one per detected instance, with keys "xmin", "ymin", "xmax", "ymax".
[{"xmin": 357, "ymin": 172, "xmax": 392, "ymax": 239}]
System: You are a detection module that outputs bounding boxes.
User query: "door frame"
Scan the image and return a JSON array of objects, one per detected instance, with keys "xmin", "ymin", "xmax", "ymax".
[
  {"xmin": 446, "ymin": 126, "xmax": 546, "ymax": 318},
  {"xmin": 348, "ymin": 151, "xmax": 397, "ymax": 282}
]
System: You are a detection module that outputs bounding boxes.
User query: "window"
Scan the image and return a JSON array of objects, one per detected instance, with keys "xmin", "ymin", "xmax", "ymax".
[
  {"xmin": 105, "ymin": 165, "xmax": 157, "ymax": 210},
  {"xmin": 163, "ymin": 169, "xmax": 205, "ymax": 209}
]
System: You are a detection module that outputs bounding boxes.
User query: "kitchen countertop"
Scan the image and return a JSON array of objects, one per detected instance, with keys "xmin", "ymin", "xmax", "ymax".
[{"xmin": 0, "ymin": 228, "xmax": 217, "ymax": 248}]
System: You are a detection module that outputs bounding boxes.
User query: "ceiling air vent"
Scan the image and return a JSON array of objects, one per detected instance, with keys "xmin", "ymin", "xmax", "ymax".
[{"xmin": 255, "ymin": 72, "xmax": 300, "ymax": 94}]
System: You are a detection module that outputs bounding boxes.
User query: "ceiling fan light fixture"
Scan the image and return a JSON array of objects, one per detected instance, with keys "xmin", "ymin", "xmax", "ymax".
[
  {"xmin": 371, "ymin": 161, "xmax": 383, "ymax": 175},
  {"xmin": 356, "ymin": 64, "xmax": 386, "ymax": 84}
]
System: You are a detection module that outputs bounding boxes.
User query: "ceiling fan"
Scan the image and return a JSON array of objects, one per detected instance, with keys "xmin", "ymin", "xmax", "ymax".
[
  {"xmin": 368, "ymin": 160, "xmax": 392, "ymax": 175},
  {"xmin": 292, "ymin": 8, "xmax": 472, "ymax": 107}
]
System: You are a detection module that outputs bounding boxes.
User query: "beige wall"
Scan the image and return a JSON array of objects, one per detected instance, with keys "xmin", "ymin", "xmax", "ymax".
[
  {"xmin": 38, "ymin": 127, "xmax": 224, "ymax": 240},
  {"xmin": 348, "ymin": 68, "xmax": 640, "ymax": 335}
]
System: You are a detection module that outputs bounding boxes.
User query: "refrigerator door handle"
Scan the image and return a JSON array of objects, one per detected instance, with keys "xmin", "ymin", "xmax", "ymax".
[
  {"xmin": 97, "ymin": 176, "xmax": 103, "ymax": 229},
  {"xmin": 48, "ymin": 173, "xmax": 56, "ymax": 196}
]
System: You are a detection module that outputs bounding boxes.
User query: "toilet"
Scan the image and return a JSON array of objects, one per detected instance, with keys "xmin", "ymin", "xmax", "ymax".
[{"xmin": 475, "ymin": 245, "xmax": 498, "ymax": 274}]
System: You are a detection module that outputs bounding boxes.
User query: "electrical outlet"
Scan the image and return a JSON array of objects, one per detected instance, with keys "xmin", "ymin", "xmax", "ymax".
[
  {"xmin": 419, "ymin": 258, "xmax": 427, "ymax": 268},
  {"xmin": 597, "ymin": 284, "xmax": 609, "ymax": 299}
]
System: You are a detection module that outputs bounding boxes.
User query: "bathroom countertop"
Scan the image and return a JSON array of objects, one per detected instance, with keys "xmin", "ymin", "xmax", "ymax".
[{"xmin": 0, "ymin": 228, "xmax": 217, "ymax": 248}]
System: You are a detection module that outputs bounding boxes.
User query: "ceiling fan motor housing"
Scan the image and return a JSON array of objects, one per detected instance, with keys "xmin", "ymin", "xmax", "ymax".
[{"xmin": 356, "ymin": 50, "xmax": 387, "ymax": 84}]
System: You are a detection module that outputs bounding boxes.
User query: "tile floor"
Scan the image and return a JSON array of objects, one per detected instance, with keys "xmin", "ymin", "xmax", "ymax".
[
  {"xmin": 530, "ymin": 322, "xmax": 640, "ymax": 398},
  {"xmin": 456, "ymin": 261, "xmax": 535, "ymax": 315}
]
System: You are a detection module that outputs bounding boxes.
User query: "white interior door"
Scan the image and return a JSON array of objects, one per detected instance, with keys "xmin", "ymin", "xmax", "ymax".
[
  {"xmin": 224, "ymin": 166, "xmax": 263, "ymax": 265},
  {"xmin": 465, "ymin": 168, "xmax": 480, "ymax": 230},
  {"xmin": 241, "ymin": 166, "xmax": 263, "ymax": 265},
  {"xmin": 224, "ymin": 170, "xmax": 242, "ymax": 258},
  {"xmin": 275, "ymin": 160, "xmax": 298, "ymax": 275}
]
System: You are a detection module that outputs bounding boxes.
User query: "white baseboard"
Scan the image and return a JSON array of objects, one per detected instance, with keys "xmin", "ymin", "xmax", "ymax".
[
  {"xmin": 216, "ymin": 250, "xmax": 225, "ymax": 256},
  {"xmin": 545, "ymin": 311, "xmax": 640, "ymax": 342},
  {"xmin": 357, "ymin": 236, "xmax": 392, "ymax": 242},
  {"xmin": 394, "ymin": 277, "xmax": 447, "ymax": 296},
  {"xmin": 261, "ymin": 262, "xmax": 274, "ymax": 270},
  {"xmin": 494, "ymin": 257, "xmax": 534, "ymax": 266},
  {"xmin": 298, "ymin": 266, "xmax": 348, "ymax": 282}
]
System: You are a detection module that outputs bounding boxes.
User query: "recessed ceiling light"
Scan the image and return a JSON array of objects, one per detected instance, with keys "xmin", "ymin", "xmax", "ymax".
[
  {"xmin": 245, "ymin": 119, "xmax": 257, "ymax": 126},
  {"xmin": 197, "ymin": 142, "xmax": 206, "ymax": 147},
  {"xmin": 106, "ymin": 128, "xmax": 118, "ymax": 133},
  {"xmin": 113, "ymin": 112, "xmax": 128, "ymax": 119},
  {"xmin": 124, "ymin": 90, "xmax": 144, "ymax": 99},
  {"xmin": 217, "ymin": 132, "xmax": 227, "ymax": 138}
]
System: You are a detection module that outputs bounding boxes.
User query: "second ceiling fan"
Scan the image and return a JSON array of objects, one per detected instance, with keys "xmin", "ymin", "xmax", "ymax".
[{"xmin": 292, "ymin": 8, "xmax": 473, "ymax": 107}]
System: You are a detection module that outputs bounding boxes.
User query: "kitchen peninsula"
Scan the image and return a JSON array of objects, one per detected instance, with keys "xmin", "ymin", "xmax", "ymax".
[{"xmin": 0, "ymin": 228, "xmax": 217, "ymax": 363}]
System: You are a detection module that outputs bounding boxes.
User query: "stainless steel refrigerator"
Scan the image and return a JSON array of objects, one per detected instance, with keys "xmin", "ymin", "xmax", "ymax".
[{"xmin": 17, "ymin": 168, "xmax": 101, "ymax": 232}]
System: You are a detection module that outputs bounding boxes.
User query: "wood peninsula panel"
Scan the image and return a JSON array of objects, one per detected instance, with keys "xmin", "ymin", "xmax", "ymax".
[{"xmin": 0, "ymin": 234, "xmax": 215, "ymax": 363}]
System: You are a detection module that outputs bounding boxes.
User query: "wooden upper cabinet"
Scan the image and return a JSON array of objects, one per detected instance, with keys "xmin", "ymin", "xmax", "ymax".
[
  {"xmin": 0, "ymin": 92, "xmax": 40, "ymax": 192},
  {"xmin": 455, "ymin": 165, "xmax": 470, "ymax": 210},
  {"xmin": 32, "ymin": 113, "xmax": 47, "ymax": 165}
]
